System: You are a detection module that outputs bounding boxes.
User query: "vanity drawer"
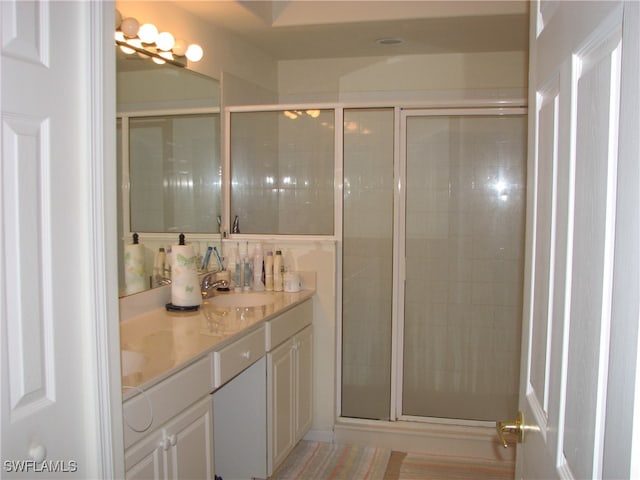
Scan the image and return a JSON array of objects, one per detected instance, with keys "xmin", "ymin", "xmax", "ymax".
[
  {"xmin": 265, "ymin": 299, "xmax": 312, "ymax": 351},
  {"xmin": 122, "ymin": 355, "xmax": 212, "ymax": 449},
  {"xmin": 213, "ymin": 325, "xmax": 265, "ymax": 388}
]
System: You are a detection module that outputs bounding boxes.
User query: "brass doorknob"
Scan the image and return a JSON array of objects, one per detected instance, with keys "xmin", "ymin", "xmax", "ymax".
[{"xmin": 496, "ymin": 411, "xmax": 527, "ymax": 448}]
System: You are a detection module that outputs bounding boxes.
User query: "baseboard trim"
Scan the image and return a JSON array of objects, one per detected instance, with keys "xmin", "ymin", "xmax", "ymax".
[
  {"xmin": 333, "ymin": 418, "xmax": 515, "ymax": 462},
  {"xmin": 303, "ymin": 428, "xmax": 335, "ymax": 443}
]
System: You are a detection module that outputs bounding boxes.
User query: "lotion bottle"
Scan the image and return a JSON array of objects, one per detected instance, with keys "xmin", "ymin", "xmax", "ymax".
[{"xmin": 265, "ymin": 251, "xmax": 274, "ymax": 291}]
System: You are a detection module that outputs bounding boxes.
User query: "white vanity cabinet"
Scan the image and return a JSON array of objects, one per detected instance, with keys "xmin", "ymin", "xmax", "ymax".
[
  {"xmin": 123, "ymin": 356, "xmax": 214, "ymax": 480},
  {"xmin": 266, "ymin": 300, "xmax": 313, "ymax": 475},
  {"xmin": 121, "ymin": 292, "xmax": 315, "ymax": 480},
  {"xmin": 125, "ymin": 396, "xmax": 213, "ymax": 480}
]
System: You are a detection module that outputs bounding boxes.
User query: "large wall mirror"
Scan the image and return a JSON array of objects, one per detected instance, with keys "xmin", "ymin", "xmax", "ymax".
[{"xmin": 117, "ymin": 49, "xmax": 221, "ymax": 296}]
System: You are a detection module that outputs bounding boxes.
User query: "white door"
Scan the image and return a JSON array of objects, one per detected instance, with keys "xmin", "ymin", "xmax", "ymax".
[
  {"xmin": 516, "ymin": 1, "xmax": 640, "ymax": 478},
  {"xmin": 1, "ymin": 1, "xmax": 121, "ymax": 477}
]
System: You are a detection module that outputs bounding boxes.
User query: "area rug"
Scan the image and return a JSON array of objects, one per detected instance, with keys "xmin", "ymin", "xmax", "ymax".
[
  {"xmin": 271, "ymin": 440, "xmax": 391, "ymax": 479},
  {"xmin": 386, "ymin": 450, "xmax": 515, "ymax": 480}
]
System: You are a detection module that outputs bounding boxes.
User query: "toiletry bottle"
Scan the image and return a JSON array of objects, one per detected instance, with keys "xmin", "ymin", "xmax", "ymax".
[
  {"xmin": 253, "ymin": 244, "xmax": 265, "ymax": 291},
  {"xmin": 265, "ymin": 251, "xmax": 274, "ymax": 291},
  {"xmin": 194, "ymin": 243, "xmax": 203, "ymax": 272},
  {"xmin": 233, "ymin": 244, "xmax": 242, "ymax": 292},
  {"xmin": 243, "ymin": 253, "xmax": 252, "ymax": 291},
  {"xmin": 155, "ymin": 247, "xmax": 166, "ymax": 283},
  {"xmin": 165, "ymin": 246, "xmax": 172, "ymax": 279},
  {"xmin": 274, "ymin": 249, "xmax": 283, "ymax": 291}
]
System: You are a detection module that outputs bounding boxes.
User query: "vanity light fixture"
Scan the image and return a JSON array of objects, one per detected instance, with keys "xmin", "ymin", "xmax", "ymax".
[{"xmin": 115, "ymin": 9, "xmax": 204, "ymax": 67}]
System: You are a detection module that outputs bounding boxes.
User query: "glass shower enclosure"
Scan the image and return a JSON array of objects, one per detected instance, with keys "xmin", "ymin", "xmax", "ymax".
[{"xmin": 342, "ymin": 107, "xmax": 527, "ymax": 423}]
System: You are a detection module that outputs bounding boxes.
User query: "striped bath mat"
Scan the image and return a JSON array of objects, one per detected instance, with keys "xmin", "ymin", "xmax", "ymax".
[
  {"xmin": 271, "ymin": 441, "xmax": 391, "ymax": 479},
  {"xmin": 386, "ymin": 451, "xmax": 515, "ymax": 480}
]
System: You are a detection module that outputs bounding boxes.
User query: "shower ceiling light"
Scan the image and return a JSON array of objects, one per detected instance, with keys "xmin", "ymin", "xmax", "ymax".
[{"xmin": 115, "ymin": 9, "xmax": 203, "ymax": 68}]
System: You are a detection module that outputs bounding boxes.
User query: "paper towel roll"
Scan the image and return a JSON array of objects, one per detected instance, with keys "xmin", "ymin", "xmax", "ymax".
[
  {"xmin": 170, "ymin": 244, "xmax": 202, "ymax": 307},
  {"xmin": 124, "ymin": 243, "xmax": 146, "ymax": 295}
]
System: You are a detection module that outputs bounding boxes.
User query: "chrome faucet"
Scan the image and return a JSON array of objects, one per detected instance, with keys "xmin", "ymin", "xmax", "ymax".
[{"xmin": 201, "ymin": 273, "xmax": 228, "ymax": 299}]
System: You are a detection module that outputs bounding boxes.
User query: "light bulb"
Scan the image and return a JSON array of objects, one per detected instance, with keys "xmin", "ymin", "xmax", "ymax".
[
  {"xmin": 127, "ymin": 38, "xmax": 142, "ymax": 49},
  {"xmin": 185, "ymin": 44, "xmax": 203, "ymax": 62},
  {"xmin": 152, "ymin": 56, "xmax": 166, "ymax": 65},
  {"xmin": 173, "ymin": 39, "xmax": 187, "ymax": 57},
  {"xmin": 120, "ymin": 17, "xmax": 139, "ymax": 38},
  {"xmin": 156, "ymin": 32, "xmax": 175, "ymax": 51},
  {"xmin": 119, "ymin": 43, "xmax": 135, "ymax": 55},
  {"xmin": 114, "ymin": 31, "xmax": 125, "ymax": 42},
  {"xmin": 138, "ymin": 23, "xmax": 158, "ymax": 44}
]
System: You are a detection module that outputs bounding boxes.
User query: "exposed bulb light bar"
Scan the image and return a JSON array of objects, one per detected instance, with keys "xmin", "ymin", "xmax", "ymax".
[
  {"xmin": 115, "ymin": 10, "xmax": 203, "ymax": 67},
  {"xmin": 138, "ymin": 23, "xmax": 158, "ymax": 44}
]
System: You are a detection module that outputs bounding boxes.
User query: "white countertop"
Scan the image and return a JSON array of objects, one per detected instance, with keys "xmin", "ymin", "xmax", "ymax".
[{"xmin": 119, "ymin": 289, "xmax": 314, "ymax": 398}]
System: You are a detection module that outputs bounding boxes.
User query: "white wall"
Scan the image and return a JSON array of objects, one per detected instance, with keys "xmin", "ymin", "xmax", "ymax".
[{"xmin": 278, "ymin": 51, "xmax": 528, "ymax": 103}]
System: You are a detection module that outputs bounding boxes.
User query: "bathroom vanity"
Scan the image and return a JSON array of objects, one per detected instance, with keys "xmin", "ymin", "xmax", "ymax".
[{"xmin": 120, "ymin": 288, "xmax": 314, "ymax": 480}]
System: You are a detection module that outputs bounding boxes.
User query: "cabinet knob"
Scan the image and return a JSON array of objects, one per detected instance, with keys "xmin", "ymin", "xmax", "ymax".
[
  {"xmin": 168, "ymin": 434, "xmax": 177, "ymax": 447},
  {"xmin": 161, "ymin": 437, "xmax": 171, "ymax": 451},
  {"xmin": 242, "ymin": 350, "xmax": 251, "ymax": 360}
]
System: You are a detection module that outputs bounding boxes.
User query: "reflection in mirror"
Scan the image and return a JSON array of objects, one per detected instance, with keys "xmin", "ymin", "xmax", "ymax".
[
  {"xmin": 128, "ymin": 113, "xmax": 220, "ymax": 233},
  {"xmin": 117, "ymin": 49, "xmax": 221, "ymax": 297}
]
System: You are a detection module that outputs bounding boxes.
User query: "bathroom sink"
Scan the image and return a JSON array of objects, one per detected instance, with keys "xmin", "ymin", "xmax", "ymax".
[
  {"xmin": 121, "ymin": 350, "xmax": 146, "ymax": 376},
  {"xmin": 206, "ymin": 292, "xmax": 275, "ymax": 308}
]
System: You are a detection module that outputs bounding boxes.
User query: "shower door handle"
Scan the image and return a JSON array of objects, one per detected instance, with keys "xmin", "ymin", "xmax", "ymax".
[{"xmin": 496, "ymin": 411, "xmax": 530, "ymax": 448}]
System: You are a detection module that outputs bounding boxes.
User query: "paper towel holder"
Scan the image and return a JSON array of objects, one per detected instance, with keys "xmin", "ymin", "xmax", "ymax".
[{"xmin": 165, "ymin": 302, "xmax": 199, "ymax": 312}]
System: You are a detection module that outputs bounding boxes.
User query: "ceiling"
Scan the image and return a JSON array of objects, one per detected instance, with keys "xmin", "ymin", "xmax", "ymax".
[{"xmin": 172, "ymin": 1, "xmax": 529, "ymax": 60}]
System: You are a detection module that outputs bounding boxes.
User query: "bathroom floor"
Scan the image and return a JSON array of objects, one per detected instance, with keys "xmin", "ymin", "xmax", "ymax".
[{"xmin": 271, "ymin": 440, "xmax": 515, "ymax": 479}]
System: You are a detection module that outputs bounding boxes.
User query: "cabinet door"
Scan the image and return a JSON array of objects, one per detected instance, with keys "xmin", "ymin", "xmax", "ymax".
[
  {"xmin": 125, "ymin": 431, "xmax": 165, "ymax": 480},
  {"xmin": 268, "ymin": 339, "xmax": 295, "ymax": 472},
  {"xmin": 295, "ymin": 326, "xmax": 313, "ymax": 442},
  {"xmin": 165, "ymin": 397, "xmax": 214, "ymax": 480}
]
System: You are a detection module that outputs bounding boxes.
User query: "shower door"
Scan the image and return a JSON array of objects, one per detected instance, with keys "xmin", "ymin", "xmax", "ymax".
[{"xmin": 399, "ymin": 110, "xmax": 527, "ymax": 422}]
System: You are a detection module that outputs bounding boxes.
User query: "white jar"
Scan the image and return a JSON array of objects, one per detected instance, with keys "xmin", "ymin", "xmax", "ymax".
[{"xmin": 284, "ymin": 272, "xmax": 302, "ymax": 292}]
